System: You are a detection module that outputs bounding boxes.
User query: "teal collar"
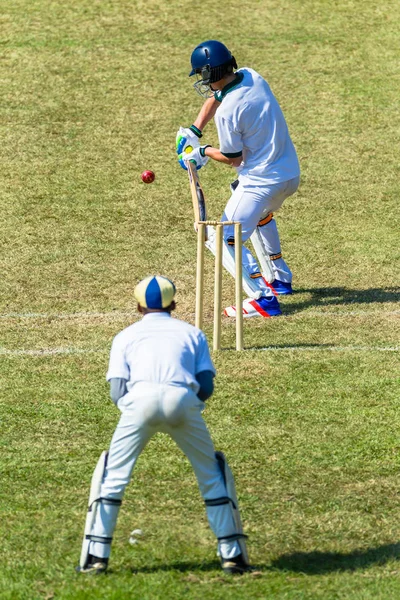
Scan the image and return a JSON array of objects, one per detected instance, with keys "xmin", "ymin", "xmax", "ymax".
[{"xmin": 214, "ymin": 72, "xmax": 244, "ymax": 102}]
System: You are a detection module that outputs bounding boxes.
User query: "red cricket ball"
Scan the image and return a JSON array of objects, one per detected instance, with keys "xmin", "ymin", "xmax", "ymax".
[{"xmin": 141, "ymin": 170, "xmax": 155, "ymax": 184}]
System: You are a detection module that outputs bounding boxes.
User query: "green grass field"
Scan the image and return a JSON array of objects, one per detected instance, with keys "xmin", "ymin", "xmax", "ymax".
[{"xmin": 1, "ymin": 0, "xmax": 399, "ymax": 598}]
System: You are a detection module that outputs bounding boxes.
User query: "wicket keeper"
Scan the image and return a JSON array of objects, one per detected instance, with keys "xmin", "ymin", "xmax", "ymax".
[{"xmin": 77, "ymin": 276, "xmax": 251, "ymax": 575}]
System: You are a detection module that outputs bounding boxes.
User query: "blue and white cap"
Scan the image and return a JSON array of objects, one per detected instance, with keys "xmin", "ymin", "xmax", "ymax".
[{"xmin": 134, "ymin": 275, "xmax": 176, "ymax": 309}]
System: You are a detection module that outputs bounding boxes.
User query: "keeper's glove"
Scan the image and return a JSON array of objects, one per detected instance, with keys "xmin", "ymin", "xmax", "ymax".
[
  {"xmin": 176, "ymin": 125, "xmax": 202, "ymax": 155},
  {"xmin": 178, "ymin": 145, "xmax": 211, "ymax": 171}
]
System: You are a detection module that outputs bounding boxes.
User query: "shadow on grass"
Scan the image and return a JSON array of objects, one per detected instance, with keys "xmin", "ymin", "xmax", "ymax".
[
  {"xmin": 271, "ymin": 543, "xmax": 400, "ymax": 575},
  {"xmin": 101, "ymin": 544, "xmax": 400, "ymax": 577},
  {"xmin": 127, "ymin": 559, "xmax": 271, "ymax": 575},
  {"xmin": 283, "ymin": 286, "xmax": 400, "ymax": 314},
  {"xmin": 125, "ymin": 559, "xmax": 219, "ymax": 574}
]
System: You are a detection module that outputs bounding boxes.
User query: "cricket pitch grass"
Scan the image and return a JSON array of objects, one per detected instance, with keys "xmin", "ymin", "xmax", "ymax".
[{"xmin": 1, "ymin": 1, "xmax": 399, "ymax": 598}]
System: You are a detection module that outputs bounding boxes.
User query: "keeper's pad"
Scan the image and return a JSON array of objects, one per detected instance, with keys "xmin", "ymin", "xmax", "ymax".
[
  {"xmin": 205, "ymin": 225, "xmax": 263, "ymax": 299},
  {"xmin": 80, "ymin": 451, "xmax": 119, "ymax": 569},
  {"xmin": 250, "ymin": 227, "xmax": 275, "ymax": 284},
  {"xmin": 215, "ymin": 451, "xmax": 250, "ymax": 565}
]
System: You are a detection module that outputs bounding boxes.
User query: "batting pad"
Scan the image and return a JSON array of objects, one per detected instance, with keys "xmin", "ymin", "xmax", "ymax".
[
  {"xmin": 205, "ymin": 225, "xmax": 263, "ymax": 299},
  {"xmin": 79, "ymin": 451, "xmax": 108, "ymax": 569},
  {"xmin": 215, "ymin": 451, "xmax": 250, "ymax": 565},
  {"xmin": 250, "ymin": 228, "xmax": 275, "ymax": 283}
]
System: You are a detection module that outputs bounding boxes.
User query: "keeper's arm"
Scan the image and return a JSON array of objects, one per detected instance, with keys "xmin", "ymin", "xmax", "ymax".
[
  {"xmin": 195, "ymin": 370, "xmax": 215, "ymax": 401},
  {"xmin": 109, "ymin": 378, "xmax": 128, "ymax": 405}
]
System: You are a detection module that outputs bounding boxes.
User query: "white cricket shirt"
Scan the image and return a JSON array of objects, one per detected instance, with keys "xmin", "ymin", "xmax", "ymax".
[
  {"xmin": 214, "ymin": 68, "xmax": 300, "ymax": 185},
  {"xmin": 106, "ymin": 312, "xmax": 215, "ymax": 393}
]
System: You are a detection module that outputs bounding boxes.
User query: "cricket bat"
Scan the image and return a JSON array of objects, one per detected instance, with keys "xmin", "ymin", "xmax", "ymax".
[{"xmin": 187, "ymin": 160, "xmax": 207, "ymax": 237}]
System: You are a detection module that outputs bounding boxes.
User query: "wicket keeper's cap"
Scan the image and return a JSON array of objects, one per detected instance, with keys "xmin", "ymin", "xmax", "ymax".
[{"xmin": 134, "ymin": 275, "xmax": 176, "ymax": 309}]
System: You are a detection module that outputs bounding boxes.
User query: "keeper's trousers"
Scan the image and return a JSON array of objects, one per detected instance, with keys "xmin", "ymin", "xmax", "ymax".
[{"xmin": 89, "ymin": 382, "xmax": 241, "ymax": 560}]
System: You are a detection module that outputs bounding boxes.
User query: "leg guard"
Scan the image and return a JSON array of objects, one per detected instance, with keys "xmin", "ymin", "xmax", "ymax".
[
  {"xmin": 79, "ymin": 451, "xmax": 122, "ymax": 568},
  {"xmin": 205, "ymin": 225, "xmax": 265, "ymax": 299},
  {"xmin": 250, "ymin": 224, "xmax": 275, "ymax": 284},
  {"xmin": 255, "ymin": 215, "xmax": 292, "ymax": 283},
  {"xmin": 215, "ymin": 451, "xmax": 250, "ymax": 565}
]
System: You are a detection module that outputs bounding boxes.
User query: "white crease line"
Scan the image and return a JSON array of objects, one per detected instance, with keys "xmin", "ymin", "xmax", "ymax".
[
  {"xmin": 252, "ymin": 345, "xmax": 399, "ymax": 353},
  {"xmin": 292, "ymin": 310, "xmax": 400, "ymax": 317},
  {"xmin": 0, "ymin": 347, "xmax": 105, "ymax": 356},
  {"xmin": 0, "ymin": 345, "xmax": 398, "ymax": 357},
  {"xmin": 0, "ymin": 310, "xmax": 399, "ymax": 320},
  {"xmin": 0, "ymin": 311, "xmax": 133, "ymax": 320}
]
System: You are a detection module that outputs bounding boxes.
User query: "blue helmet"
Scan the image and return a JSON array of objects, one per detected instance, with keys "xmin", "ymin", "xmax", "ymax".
[{"xmin": 189, "ymin": 40, "xmax": 237, "ymax": 93}]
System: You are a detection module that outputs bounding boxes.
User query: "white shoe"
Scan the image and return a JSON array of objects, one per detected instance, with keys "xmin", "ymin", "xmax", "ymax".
[{"xmin": 224, "ymin": 296, "xmax": 282, "ymax": 318}]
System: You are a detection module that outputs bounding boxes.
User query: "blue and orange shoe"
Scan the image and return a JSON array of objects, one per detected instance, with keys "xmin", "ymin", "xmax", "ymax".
[
  {"xmin": 270, "ymin": 280, "xmax": 293, "ymax": 295},
  {"xmin": 224, "ymin": 296, "xmax": 282, "ymax": 318}
]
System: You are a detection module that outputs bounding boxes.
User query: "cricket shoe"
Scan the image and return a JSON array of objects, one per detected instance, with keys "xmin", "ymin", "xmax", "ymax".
[
  {"xmin": 221, "ymin": 553, "xmax": 252, "ymax": 575},
  {"xmin": 76, "ymin": 555, "xmax": 108, "ymax": 575},
  {"xmin": 270, "ymin": 280, "xmax": 293, "ymax": 295},
  {"xmin": 224, "ymin": 296, "xmax": 281, "ymax": 318}
]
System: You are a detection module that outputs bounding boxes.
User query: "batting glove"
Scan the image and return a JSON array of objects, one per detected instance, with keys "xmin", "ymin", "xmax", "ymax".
[
  {"xmin": 176, "ymin": 125, "xmax": 202, "ymax": 155},
  {"xmin": 178, "ymin": 145, "xmax": 211, "ymax": 171}
]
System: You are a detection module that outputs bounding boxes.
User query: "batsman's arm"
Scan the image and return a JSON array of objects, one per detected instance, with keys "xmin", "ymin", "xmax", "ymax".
[
  {"xmin": 203, "ymin": 146, "xmax": 243, "ymax": 167},
  {"xmin": 193, "ymin": 96, "xmax": 220, "ymax": 132}
]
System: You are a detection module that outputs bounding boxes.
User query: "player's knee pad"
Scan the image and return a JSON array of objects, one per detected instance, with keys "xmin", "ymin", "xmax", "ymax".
[{"xmin": 79, "ymin": 451, "xmax": 122, "ymax": 568}]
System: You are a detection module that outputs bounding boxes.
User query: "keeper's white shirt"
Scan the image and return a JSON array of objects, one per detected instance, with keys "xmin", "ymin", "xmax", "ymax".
[
  {"xmin": 106, "ymin": 312, "xmax": 215, "ymax": 394},
  {"xmin": 214, "ymin": 68, "xmax": 300, "ymax": 185}
]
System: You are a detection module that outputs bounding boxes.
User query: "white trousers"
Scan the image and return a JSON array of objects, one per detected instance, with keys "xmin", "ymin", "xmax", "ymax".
[
  {"xmin": 89, "ymin": 382, "xmax": 241, "ymax": 560},
  {"xmin": 222, "ymin": 177, "xmax": 300, "ymax": 284}
]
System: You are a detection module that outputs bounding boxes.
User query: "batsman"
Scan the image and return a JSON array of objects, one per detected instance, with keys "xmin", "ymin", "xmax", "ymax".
[{"xmin": 177, "ymin": 40, "xmax": 300, "ymax": 318}]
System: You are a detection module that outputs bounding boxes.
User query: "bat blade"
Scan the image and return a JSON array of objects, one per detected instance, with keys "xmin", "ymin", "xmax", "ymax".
[{"xmin": 187, "ymin": 162, "xmax": 207, "ymax": 226}]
